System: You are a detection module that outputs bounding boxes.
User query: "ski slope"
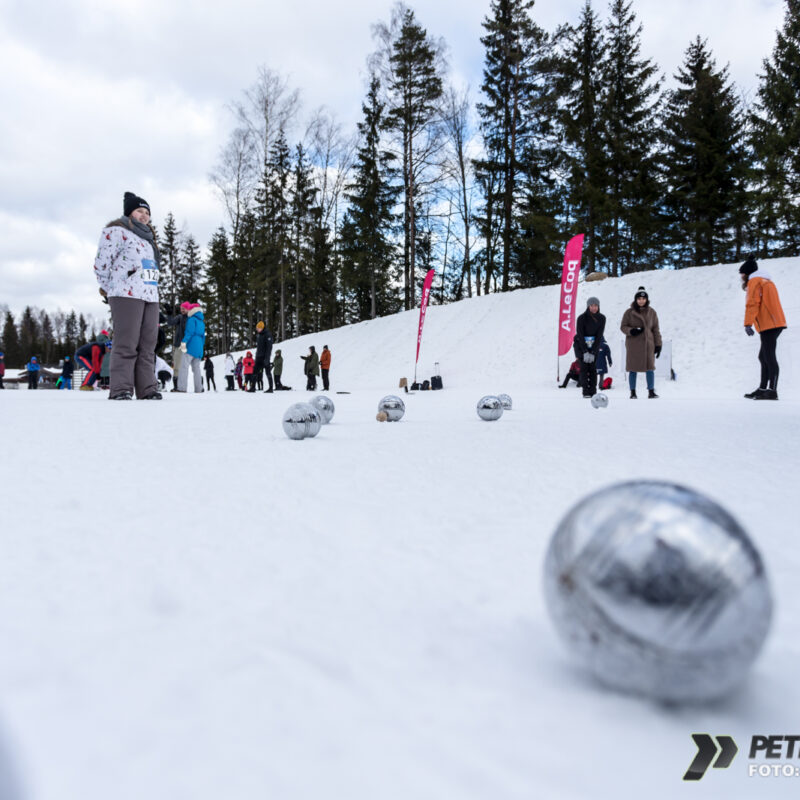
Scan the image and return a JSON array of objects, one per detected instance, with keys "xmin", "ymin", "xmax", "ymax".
[{"xmin": 0, "ymin": 258, "xmax": 798, "ymax": 800}]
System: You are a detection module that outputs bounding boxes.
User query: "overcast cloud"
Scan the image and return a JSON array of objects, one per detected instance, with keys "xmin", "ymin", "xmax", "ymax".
[{"xmin": 0, "ymin": 0, "xmax": 787, "ymax": 319}]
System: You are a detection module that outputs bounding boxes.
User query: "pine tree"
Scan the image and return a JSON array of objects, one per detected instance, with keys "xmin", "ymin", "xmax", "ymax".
[
  {"xmin": 78, "ymin": 313, "xmax": 88, "ymax": 342},
  {"xmin": 340, "ymin": 75, "xmax": 400, "ymax": 321},
  {"xmin": 289, "ymin": 143, "xmax": 317, "ymax": 335},
  {"xmin": 18, "ymin": 307, "xmax": 40, "ymax": 360},
  {"xmin": 751, "ymin": 0, "xmax": 800, "ymax": 255},
  {"xmin": 1, "ymin": 310, "xmax": 20, "ymax": 367},
  {"xmin": 160, "ymin": 213, "xmax": 181, "ymax": 310},
  {"xmin": 39, "ymin": 312, "xmax": 56, "ymax": 365},
  {"xmin": 477, "ymin": 0, "xmax": 551, "ymax": 291},
  {"xmin": 558, "ymin": 0, "xmax": 608, "ymax": 273},
  {"xmin": 64, "ymin": 311, "xmax": 78, "ymax": 359},
  {"xmin": 179, "ymin": 234, "xmax": 204, "ymax": 302},
  {"xmin": 599, "ymin": 0, "xmax": 662, "ymax": 275},
  {"xmin": 662, "ymin": 37, "xmax": 746, "ymax": 267},
  {"xmin": 378, "ymin": 6, "xmax": 444, "ymax": 309},
  {"xmin": 203, "ymin": 228, "xmax": 234, "ymax": 352}
]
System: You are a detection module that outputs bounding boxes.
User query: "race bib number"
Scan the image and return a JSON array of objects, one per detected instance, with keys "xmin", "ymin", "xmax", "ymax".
[{"xmin": 141, "ymin": 258, "xmax": 159, "ymax": 286}]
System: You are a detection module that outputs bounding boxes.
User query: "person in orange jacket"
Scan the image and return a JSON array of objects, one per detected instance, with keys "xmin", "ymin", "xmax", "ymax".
[
  {"xmin": 243, "ymin": 351, "xmax": 256, "ymax": 392},
  {"xmin": 740, "ymin": 256, "xmax": 787, "ymax": 400},
  {"xmin": 320, "ymin": 344, "xmax": 331, "ymax": 391}
]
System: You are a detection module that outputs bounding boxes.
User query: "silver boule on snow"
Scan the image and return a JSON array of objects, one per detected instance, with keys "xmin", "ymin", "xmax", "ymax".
[
  {"xmin": 310, "ymin": 395, "xmax": 335, "ymax": 424},
  {"xmin": 543, "ymin": 480, "xmax": 772, "ymax": 703},
  {"xmin": 282, "ymin": 403, "xmax": 322, "ymax": 440},
  {"xmin": 591, "ymin": 392, "xmax": 609, "ymax": 409},
  {"xmin": 377, "ymin": 395, "xmax": 405, "ymax": 422},
  {"xmin": 497, "ymin": 393, "xmax": 513, "ymax": 410},
  {"xmin": 476, "ymin": 395, "xmax": 504, "ymax": 421}
]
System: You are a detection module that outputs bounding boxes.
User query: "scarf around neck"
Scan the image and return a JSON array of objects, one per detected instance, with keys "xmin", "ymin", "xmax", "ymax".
[{"xmin": 119, "ymin": 215, "xmax": 161, "ymax": 269}]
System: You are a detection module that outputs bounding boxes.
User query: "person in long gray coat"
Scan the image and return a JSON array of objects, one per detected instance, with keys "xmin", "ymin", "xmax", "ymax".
[{"xmin": 620, "ymin": 286, "xmax": 662, "ymax": 399}]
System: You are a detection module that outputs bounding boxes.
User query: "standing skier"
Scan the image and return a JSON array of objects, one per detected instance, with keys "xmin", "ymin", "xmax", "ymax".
[
  {"xmin": 573, "ymin": 297, "xmax": 606, "ymax": 398},
  {"xmin": 254, "ymin": 321, "xmax": 274, "ymax": 393},
  {"xmin": 93, "ymin": 191, "xmax": 161, "ymax": 400},
  {"xmin": 740, "ymin": 256, "xmax": 787, "ymax": 400},
  {"xmin": 621, "ymin": 287, "xmax": 662, "ymax": 399},
  {"xmin": 177, "ymin": 303, "xmax": 205, "ymax": 393}
]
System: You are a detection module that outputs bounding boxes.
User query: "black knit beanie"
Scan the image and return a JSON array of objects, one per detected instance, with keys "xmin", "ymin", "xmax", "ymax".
[
  {"xmin": 124, "ymin": 191, "xmax": 150, "ymax": 217},
  {"xmin": 634, "ymin": 286, "xmax": 648, "ymax": 300},
  {"xmin": 739, "ymin": 256, "xmax": 758, "ymax": 276}
]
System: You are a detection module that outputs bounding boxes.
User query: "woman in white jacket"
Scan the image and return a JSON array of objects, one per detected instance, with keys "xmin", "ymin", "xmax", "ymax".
[
  {"xmin": 224, "ymin": 352, "xmax": 236, "ymax": 391},
  {"xmin": 93, "ymin": 191, "xmax": 161, "ymax": 400}
]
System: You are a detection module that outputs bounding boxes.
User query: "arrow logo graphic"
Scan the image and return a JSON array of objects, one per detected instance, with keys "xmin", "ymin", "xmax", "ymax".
[{"xmin": 683, "ymin": 734, "xmax": 738, "ymax": 781}]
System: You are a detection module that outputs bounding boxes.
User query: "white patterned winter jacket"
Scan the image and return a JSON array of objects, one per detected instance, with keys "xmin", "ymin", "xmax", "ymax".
[{"xmin": 94, "ymin": 223, "xmax": 160, "ymax": 302}]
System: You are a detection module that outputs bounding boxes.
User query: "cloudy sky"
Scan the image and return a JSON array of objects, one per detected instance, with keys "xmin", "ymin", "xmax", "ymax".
[{"xmin": 0, "ymin": 0, "xmax": 787, "ymax": 320}]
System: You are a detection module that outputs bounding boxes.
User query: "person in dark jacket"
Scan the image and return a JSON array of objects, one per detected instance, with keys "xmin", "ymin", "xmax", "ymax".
[
  {"xmin": 252, "ymin": 321, "xmax": 274, "ymax": 393},
  {"xmin": 301, "ymin": 346, "xmax": 319, "ymax": 390},
  {"xmin": 0, "ymin": 351, "xmax": 5, "ymax": 389},
  {"xmin": 165, "ymin": 303, "xmax": 188, "ymax": 391},
  {"xmin": 595, "ymin": 338, "xmax": 613, "ymax": 387},
  {"xmin": 26, "ymin": 356, "xmax": 40, "ymax": 389},
  {"xmin": 75, "ymin": 332, "xmax": 110, "ymax": 391},
  {"xmin": 559, "ymin": 358, "xmax": 582, "ymax": 388},
  {"xmin": 59, "ymin": 355, "xmax": 75, "ymax": 390},
  {"xmin": 272, "ymin": 349, "xmax": 288, "ymax": 390},
  {"xmin": 204, "ymin": 355, "xmax": 217, "ymax": 392},
  {"xmin": 573, "ymin": 297, "xmax": 606, "ymax": 398}
]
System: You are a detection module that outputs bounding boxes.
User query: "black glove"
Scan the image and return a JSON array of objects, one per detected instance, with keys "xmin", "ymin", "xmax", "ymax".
[
  {"xmin": 655, "ymin": 345, "xmax": 662, "ymax": 358},
  {"xmin": 745, "ymin": 325, "xmax": 755, "ymax": 337},
  {"xmin": 629, "ymin": 327, "xmax": 643, "ymax": 337}
]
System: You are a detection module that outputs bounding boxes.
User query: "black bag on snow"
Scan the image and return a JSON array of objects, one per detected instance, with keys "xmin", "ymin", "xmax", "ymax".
[
  {"xmin": 431, "ymin": 375, "xmax": 443, "ymax": 390},
  {"xmin": 421, "ymin": 379, "xmax": 430, "ymax": 390}
]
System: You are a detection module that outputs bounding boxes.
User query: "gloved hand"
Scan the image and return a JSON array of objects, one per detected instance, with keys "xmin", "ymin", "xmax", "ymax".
[
  {"xmin": 745, "ymin": 325, "xmax": 755, "ymax": 337},
  {"xmin": 180, "ymin": 342, "xmax": 187, "ymax": 353},
  {"xmin": 655, "ymin": 345, "xmax": 662, "ymax": 358},
  {"xmin": 583, "ymin": 352, "xmax": 595, "ymax": 363},
  {"xmin": 629, "ymin": 327, "xmax": 643, "ymax": 337}
]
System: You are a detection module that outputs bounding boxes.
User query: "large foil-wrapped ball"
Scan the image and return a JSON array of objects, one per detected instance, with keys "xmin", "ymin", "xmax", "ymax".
[
  {"xmin": 476, "ymin": 395, "xmax": 503, "ymax": 421},
  {"xmin": 378, "ymin": 395, "xmax": 405, "ymax": 422},
  {"xmin": 310, "ymin": 395, "xmax": 335, "ymax": 424},
  {"xmin": 282, "ymin": 403, "xmax": 322, "ymax": 440},
  {"xmin": 544, "ymin": 481, "xmax": 772, "ymax": 703},
  {"xmin": 498, "ymin": 393, "xmax": 513, "ymax": 410},
  {"xmin": 591, "ymin": 393, "xmax": 608, "ymax": 409}
]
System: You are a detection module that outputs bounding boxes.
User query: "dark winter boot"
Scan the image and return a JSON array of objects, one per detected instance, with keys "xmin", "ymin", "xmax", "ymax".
[
  {"xmin": 648, "ymin": 389, "xmax": 659, "ymax": 399},
  {"xmin": 755, "ymin": 389, "xmax": 778, "ymax": 400},
  {"xmin": 744, "ymin": 388, "xmax": 767, "ymax": 399},
  {"xmin": 630, "ymin": 390, "xmax": 637, "ymax": 399}
]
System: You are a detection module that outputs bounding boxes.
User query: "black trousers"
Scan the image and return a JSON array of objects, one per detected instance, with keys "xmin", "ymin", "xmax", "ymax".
[
  {"xmin": 226, "ymin": 375, "xmax": 235, "ymax": 390},
  {"xmin": 274, "ymin": 373, "xmax": 284, "ymax": 389},
  {"xmin": 758, "ymin": 327, "xmax": 783, "ymax": 390},
  {"xmin": 206, "ymin": 374, "xmax": 216, "ymax": 390},
  {"xmin": 306, "ymin": 373, "xmax": 316, "ymax": 390},
  {"xmin": 321, "ymin": 368, "xmax": 329, "ymax": 390},
  {"xmin": 264, "ymin": 364, "xmax": 274, "ymax": 391},
  {"xmin": 580, "ymin": 361, "xmax": 597, "ymax": 396},
  {"xmin": 28, "ymin": 373, "xmax": 38, "ymax": 389},
  {"xmin": 561, "ymin": 369, "xmax": 580, "ymax": 388}
]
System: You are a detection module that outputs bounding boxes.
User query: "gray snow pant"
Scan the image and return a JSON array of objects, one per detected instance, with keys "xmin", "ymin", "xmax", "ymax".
[
  {"xmin": 178, "ymin": 353, "xmax": 204, "ymax": 393},
  {"xmin": 108, "ymin": 297, "xmax": 159, "ymax": 399}
]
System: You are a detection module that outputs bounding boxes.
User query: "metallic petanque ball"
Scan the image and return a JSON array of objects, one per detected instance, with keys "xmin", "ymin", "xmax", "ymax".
[
  {"xmin": 498, "ymin": 393, "xmax": 513, "ymax": 410},
  {"xmin": 544, "ymin": 481, "xmax": 772, "ymax": 703},
  {"xmin": 591, "ymin": 393, "xmax": 609, "ymax": 409},
  {"xmin": 282, "ymin": 403, "xmax": 322, "ymax": 440},
  {"xmin": 477, "ymin": 395, "xmax": 504, "ymax": 421},
  {"xmin": 310, "ymin": 395, "xmax": 335, "ymax": 424},
  {"xmin": 378, "ymin": 395, "xmax": 405, "ymax": 422}
]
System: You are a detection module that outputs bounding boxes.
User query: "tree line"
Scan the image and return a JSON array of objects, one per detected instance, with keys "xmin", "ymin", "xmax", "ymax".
[
  {"xmin": 0, "ymin": 305, "xmax": 106, "ymax": 370},
  {"xmin": 5, "ymin": 0, "xmax": 799, "ymax": 362}
]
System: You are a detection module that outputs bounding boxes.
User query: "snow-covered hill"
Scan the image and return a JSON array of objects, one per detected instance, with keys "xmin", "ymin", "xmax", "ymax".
[
  {"xmin": 0, "ymin": 258, "xmax": 798, "ymax": 800},
  {"xmin": 217, "ymin": 257, "xmax": 799, "ymax": 397}
]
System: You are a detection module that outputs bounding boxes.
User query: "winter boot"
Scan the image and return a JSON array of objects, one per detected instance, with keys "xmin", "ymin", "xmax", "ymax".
[
  {"xmin": 630, "ymin": 390, "xmax": 637, "ymax": 399},
  {"xmin": 648, "ymin": 389, "xmax": 659, "ymax": 399},
  {"xmin": 109, "ymin": 391, "xmax": 133, "ymax": 400},
  {"xmin": 755, "ymin": 389, "xmax": 778, "ymax": 400},
  {"xmin": 744, "ymin": 388, "xmax": 767, "ymax": 399}
]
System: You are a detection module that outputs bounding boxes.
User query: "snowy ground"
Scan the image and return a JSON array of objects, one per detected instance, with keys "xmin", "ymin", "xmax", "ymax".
[{"xmin": 1, "ymin": 259, "xmax": 799, "ymax": 799}]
